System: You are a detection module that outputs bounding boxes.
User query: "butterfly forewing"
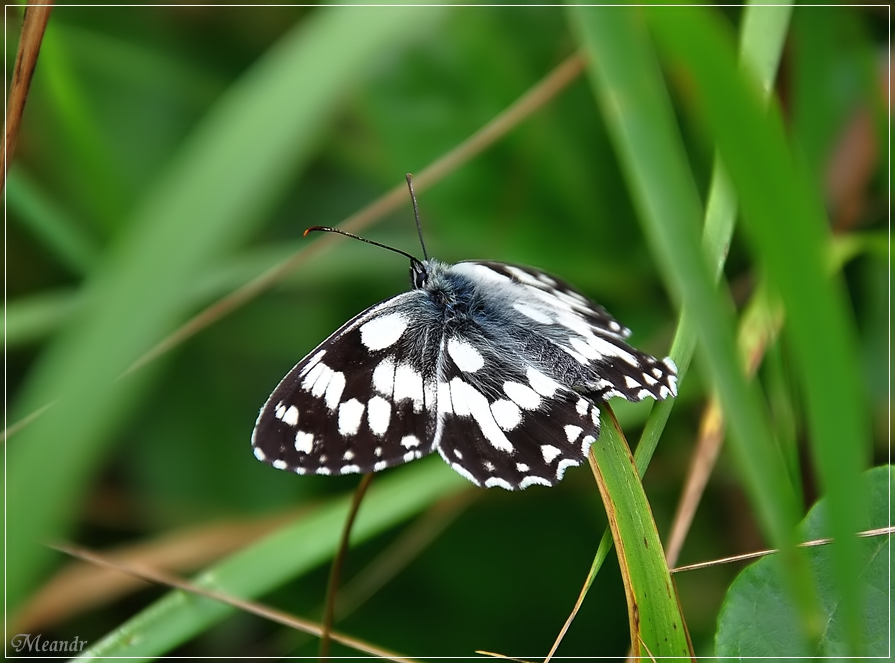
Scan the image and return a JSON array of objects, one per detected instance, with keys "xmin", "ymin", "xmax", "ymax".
[{"xmin": 252, "ymin": 293, "xmax": 439, "ymax": 477}]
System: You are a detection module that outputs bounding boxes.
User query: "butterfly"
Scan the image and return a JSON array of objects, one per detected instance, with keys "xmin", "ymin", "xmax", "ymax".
[{"xmin": 251, "ymin": 176, "xmax": 677, "ymax": 490}]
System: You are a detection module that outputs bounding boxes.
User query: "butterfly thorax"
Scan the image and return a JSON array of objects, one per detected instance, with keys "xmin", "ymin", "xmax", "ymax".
[{"xmin": 414, "ymin": 259, "xmax": 485, "ymax": 326}]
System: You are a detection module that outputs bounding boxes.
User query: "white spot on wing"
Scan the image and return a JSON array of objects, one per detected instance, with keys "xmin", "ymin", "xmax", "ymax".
[
  {"xmin": 526, "ymin": 367, "xmax": 560, "ymax": 397},
  {"xmin": 450, "ymin": 378, "xmax": 514, "ymax": 453},
  {"xmin": 448, "ymin": 338, "xmax": 485, "ymax": 372},
  {"xmin": 520, "ymin": 475, "xmax": 552, "ymax": 489},
  {"xmin": 437, "ymin": 381, "xmax": 453, "ymax": 416},
  {"xmin": 281, "ymin": 405, "xmax": 299, "ymax": 427},
  {"xmin": 590, "ymin": 336, "xmax": 638, "ymax": 365},
  {"xmin": 556, "ymin": 458, "xmax": 579, "ymax": 480},
  {"xmin": 301, "ymin": 361, "xmax": 331, "ymax": 395},
  {"xmin": 581, "ymin": 434, "xmax": 596, "ymax": 455},
  {"xmin": 367, "ymin": 396, "xmax": 391, "ymax": 436},
  {"xmin": 625, "ymin": 375, "xmax": 641, "ymax": 389},
  {"xmin": 273, "ymin": 459, "xmax": 288, "ymax": 470},
  {"xmin": 451, "ymin": 462, "xmax": 481, "ymax": 486},
  {"xmin": 401, "ymin": 435, "xmax": 421, "ymax": 448},
  {"xmin": 516, "ymin": 462, "xmax": 530, "ymax": 472},
  {"xmin": 359, "ymin": 312, "xmax": 408, "ymax": 351},
  {"xmin": 372, "ymin": 358, "xmax": 396, "ymax": 396},
  {"xmin": 541, "ymin": 444, "xmax": 561, "ymax": 463},
  {"xmin": 513, "ymin": 301, "xmax": 553, "ymax": 324},
  {"xmin": 294, "ymin": 431, "xmax": 314, "ymax": 454},
  {"xmin": 503, "ymin": 381, "xmax": 541, "ymax": 410},
  {"xmin": 491, "ymin": 399, "xmax": 522, "ymax": 431},
  {"xmin": 338, "ymin": 399, "xmax": 365, "ymax": 436},
  {"xmin": 505, "ymin": 265, "xmax": 544, "ymax": 286},
  {"xmin": 571, "ymin": 336, "xmax": 600, "ymax": 360},
  {"xmin": 299, "ymin": 350, "xmax": 326, "ymax": 377},
  {"xmin": 374, "ymin": 460, "xmax": 388, "ymax": 471},
  {"xmin": 668, "ymin": 375, "xmax": 678, "ymax": 396},
  {"xmin": 324, "ymin": 372, "xmax": 346, "ymax": 411},
  {"xmin": 564, "ymin": 425, "xmax": 583, "ymax": 443},
  {"xmin": 485, "ymin": 477, "xmax": 514, "ymax": 490},
  {"xmin": 394, "ymin": 363, "xmax": 424, "ymax": 410},
  {"xmin": 253, "ymin": 447, "xmax": 267, "ymax": 461}
]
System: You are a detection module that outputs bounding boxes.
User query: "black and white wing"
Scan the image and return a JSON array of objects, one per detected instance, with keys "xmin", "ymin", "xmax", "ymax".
[
  {"xmin": 251, "ymin": 293, "xmax": 440, "ymax": 477},
  {"xmin": 453, "ymin": 261, "xmax": 678, "ymax": 402},
  {"xmin": 422, "ymin": 261, "xmax": 678, "ymax": 490},
  {"xmin": 252, "ymin": 257, "xmax": 678, "ymax": 491},
  {"xmin": 431, "ymin": 331, "xmax": 604, "ymax": 490}
]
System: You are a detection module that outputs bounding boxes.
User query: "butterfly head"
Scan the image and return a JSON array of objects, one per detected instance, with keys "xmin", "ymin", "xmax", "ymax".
[{"xmin": 410, "ymin": 257, "xmax": 429, "ymax": 289}]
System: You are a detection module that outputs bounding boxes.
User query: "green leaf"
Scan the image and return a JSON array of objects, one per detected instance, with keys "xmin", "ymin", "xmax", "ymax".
[{"xmin": 716, "ymin": 465, "xmax": 892, "ymax": 657}]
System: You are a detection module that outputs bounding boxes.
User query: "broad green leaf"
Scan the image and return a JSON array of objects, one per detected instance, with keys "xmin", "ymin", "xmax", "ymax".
[{"xmin": 716, "ymin": 465, "xmax": 892, "ymax": 658}]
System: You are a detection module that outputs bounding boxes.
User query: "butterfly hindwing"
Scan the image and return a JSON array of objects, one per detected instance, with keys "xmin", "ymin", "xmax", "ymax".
[
  {"xmin": 451, "ymin": 261, "xmax": 678, "ymax": 404},
  {"xmin": 432, "ymin": 331, "xmax": 602, "ymax": 489}
]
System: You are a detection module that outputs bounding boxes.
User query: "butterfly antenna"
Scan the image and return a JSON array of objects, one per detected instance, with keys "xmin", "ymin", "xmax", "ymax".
[
  {"xmin": 303, "ymin": 226, "xmax": 421, "ymax": 265},
  {"xmin": 405, "ymin": 173, "xmax": 429, "ymax": 261}
]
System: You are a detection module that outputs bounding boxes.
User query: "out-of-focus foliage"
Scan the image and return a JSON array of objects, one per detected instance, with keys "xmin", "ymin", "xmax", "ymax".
[{"xmin": 5, "ymin": 5, "xmax": 887, "ymax": 658}]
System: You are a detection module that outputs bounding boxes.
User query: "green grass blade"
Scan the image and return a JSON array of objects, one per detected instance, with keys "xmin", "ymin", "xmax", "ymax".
[
  {"xmin": 588, "ymin": 413, "xmax": 692, "ymax": 658},
  {"xmin": 7, "ymin": 6, "xmax": 446, "ymax": 613},
  {"xmin": 6, "ymin": 168, "xmax": 98, "ymax": 274},
  {"xmin": 569, "ymin": 3, "xmax": 816, "ymax": 641},
  {"xmin": 559, "ymin": 0, "xmax": 793, "ymax": 624},
  {"xmin": 647, "ymin": 7, "xmax": 871, "ymax": 653}
]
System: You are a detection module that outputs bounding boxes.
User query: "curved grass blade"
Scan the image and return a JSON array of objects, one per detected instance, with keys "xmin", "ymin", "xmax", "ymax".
[{"xmin": 587, "ymin": 408, "xmax": 693, "ymax": 659}]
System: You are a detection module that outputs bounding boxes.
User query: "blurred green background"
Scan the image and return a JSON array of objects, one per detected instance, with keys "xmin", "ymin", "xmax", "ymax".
[{"xmin": 5, "ymin": 4, "xmax": 888, "ymax": 658}]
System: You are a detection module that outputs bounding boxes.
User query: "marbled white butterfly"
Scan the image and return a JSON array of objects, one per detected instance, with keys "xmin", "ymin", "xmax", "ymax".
[{"xmin": 252, "ymin": 176, "xmax": 678, "ymax": 490}]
